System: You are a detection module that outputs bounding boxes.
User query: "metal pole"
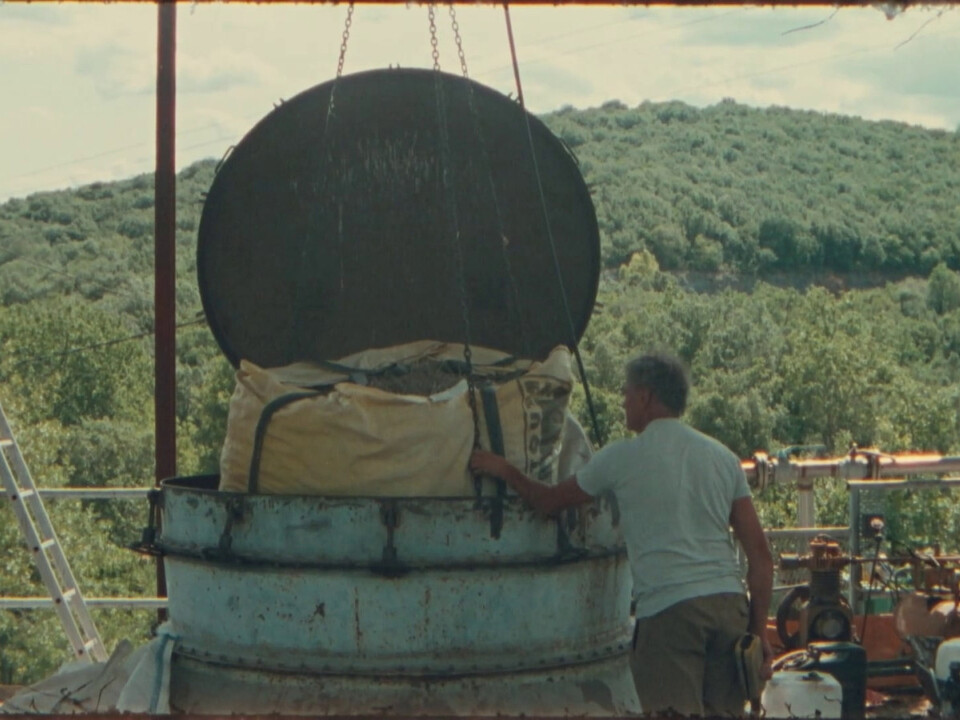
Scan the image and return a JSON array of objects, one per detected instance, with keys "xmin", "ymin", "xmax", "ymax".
[
  {"xmin": 797, "ymin": 484, "xmax": 815, "ymax": 528},
  {"xmin": 848, "ymin": 486, "xmax": 860, "ymax": 613},
  {"xmin": 0, "ymin": 597, "xmax": 168, "ymax": 610},
  {"xmin": 155, "ymin": 0, "xmax": 177, "ymax": 618}
]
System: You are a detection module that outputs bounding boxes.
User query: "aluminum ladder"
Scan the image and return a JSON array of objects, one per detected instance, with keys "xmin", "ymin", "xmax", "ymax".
[{"xmin": 0, "ymin": 402, "xmax": 108, "ymax": 662}]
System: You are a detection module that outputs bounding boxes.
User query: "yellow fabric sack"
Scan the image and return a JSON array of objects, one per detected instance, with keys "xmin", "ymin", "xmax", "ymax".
[{"xmin": 218, "ymin": 342, "xmax": 574, "ymax": 496}]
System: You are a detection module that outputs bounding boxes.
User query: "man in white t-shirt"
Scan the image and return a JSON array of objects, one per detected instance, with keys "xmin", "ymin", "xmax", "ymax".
[{"xmin": 470, "ymin": 353, "xmax": 774, "ymax": 716}]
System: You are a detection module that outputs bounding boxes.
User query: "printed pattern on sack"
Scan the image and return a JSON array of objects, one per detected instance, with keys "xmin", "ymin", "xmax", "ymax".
[{"xmin": 518, "ymin": 376, "xmax": 569, "ymax": 483}]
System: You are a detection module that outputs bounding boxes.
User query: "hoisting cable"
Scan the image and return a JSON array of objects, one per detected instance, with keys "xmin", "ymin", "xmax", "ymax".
[
  {"xmin": 503, "ymin": 5, "xmax": 525, "ymax": 109},
  {"xmin": 446, "ymin": 4, "xmax": 510, "ymax": 519},
  {"xmin": 502, "ymin": 2, "xmax": 605, "ymax": 447},
  {"xmin": 327, "ymin": 2, "xmax": 354, "ymax": 125},
  {"xmin": 428, "ymin": 5, "xmax": 484, "ymax": 493},
  {"xmin": 292, "ymin": 2, "xmax": 354, "ymax": 362},
  {"xmin": 449, "ymin": 3, "xmax": 532, "ymax": 358}
]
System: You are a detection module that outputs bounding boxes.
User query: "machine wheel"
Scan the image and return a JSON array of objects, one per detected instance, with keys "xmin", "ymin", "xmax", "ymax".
[{"xmin": 776, "ymin": 585, "xmax": 810, "ymax": 650}]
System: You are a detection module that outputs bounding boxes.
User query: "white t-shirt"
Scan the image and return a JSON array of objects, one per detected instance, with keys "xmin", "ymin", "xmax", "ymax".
[{"xmin": 576, "ymin": 418, "xmax": 750, "ymax": 619}]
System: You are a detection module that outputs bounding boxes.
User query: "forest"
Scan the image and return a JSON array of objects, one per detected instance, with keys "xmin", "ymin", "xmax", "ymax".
[{"xmin": 1, "ymin": 99, "xmax": 960, "ymax": 685}]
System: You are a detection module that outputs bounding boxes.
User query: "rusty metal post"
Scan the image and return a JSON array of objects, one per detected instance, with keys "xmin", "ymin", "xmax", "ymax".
[{"xmin": 154, "ymin": 0, "xmax": 177, "ymax": 613}]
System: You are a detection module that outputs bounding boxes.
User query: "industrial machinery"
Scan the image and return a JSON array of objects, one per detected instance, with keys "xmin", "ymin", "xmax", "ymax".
[
  {"xmin": 146, "ymin": 68, "xmax": 638, "ymax": 715},
  {"xmin": 777, "ymin": 535, "xmax": 857, "ymax": 649}
]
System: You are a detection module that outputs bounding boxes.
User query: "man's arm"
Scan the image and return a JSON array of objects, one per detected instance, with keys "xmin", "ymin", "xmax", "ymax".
[
  {"xmin": 469, "ymin": 450, "xmax": 592, "ymax": 516},
  {"xmin": 730, "ymin": 495, "xmax": 775, "ymax": 678}
]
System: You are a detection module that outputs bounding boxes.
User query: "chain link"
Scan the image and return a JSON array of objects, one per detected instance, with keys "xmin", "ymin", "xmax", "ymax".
[
  {"xmin": 427, "ymin": 2, "xmax": 483, "ymax": 475},
  {"xmin": 448, "ymin": 5, "xmax": 468, "ymax": 79},
  {"xmin": 335, "ymin": 3, "xmax": 354, "ymax": 79},
  {"xmin": 327, "ymin": 3, "xmax": 354, "ymax": 126},
  {"xmin": 428, "ymin": 4, "xmax": 441, "ymax": 71}
]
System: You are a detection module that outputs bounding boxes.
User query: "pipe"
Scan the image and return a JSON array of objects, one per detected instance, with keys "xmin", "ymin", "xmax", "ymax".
[{"xmin": 155, "ymin": 0, "xmax": 177, "ymax": 617}]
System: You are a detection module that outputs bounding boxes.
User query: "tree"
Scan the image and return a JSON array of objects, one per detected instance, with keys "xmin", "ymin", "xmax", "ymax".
[{"xmin": 927, "ymin": 262, "xmax": 960, "ymax": 315}]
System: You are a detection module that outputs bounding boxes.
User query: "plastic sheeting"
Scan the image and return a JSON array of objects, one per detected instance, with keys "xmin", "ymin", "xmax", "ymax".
[{"xmin": 0, "ymin": 625, "xmax": 177, "ymax": 715}]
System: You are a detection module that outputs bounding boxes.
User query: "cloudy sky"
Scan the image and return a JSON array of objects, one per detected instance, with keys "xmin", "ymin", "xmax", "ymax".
[{"xmin": 1, "ymin": 2, "xmax": 958, "ymax": 203}]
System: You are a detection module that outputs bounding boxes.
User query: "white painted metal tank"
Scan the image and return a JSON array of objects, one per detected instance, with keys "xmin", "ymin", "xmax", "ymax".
[
  {"xmin": 158, "ymin": 476, "xmax": 638, "ymax": 714},
  {"xmin": 158, "ymin": 68, "xmax": 639, "ymax": 715}
]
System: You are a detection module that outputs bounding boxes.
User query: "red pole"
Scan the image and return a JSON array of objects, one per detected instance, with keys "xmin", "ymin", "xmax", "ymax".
[{"xmin": 155, "ymin": 0, "xmax": 177, "ymax": 613}]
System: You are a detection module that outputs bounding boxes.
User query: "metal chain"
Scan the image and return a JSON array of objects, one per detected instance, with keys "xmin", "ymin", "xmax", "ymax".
[
  {"xmin": 448, "ymin": 5, "xmax": 468, "ymax": 78},
  {"xmin": 335, "ymin": 3, "xmax": 354, "ymax": 79},
  {"xmin": 451, "ymin": 7, "xmax": 529, "ymax": 357},
  {"xmin": 428, "ymin": 4, "xmax": 441, "ymax": 71},
  {"xmin": 327, "ymin": 3, "xmax": 354, "ymax": 126},
  {"xmin": 435, "ymin": 95, "xmax": 480, "ymax": 453},
  {"xmin": 427, "ymin": 16, "xmax": 480, "ymax": 461},
  {"xmin": 443, "ymin": 4, "xmax": 476, "ymax": 444}
]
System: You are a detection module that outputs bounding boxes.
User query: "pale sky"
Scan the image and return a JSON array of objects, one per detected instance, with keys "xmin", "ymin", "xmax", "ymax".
[{"xmin": 1, "ymin": 2, "xmax": 958, "ymax": 203}]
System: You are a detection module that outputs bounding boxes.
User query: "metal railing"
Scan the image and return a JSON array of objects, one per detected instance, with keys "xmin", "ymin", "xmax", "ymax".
[
  {"xmin": 5, "ymin": 462, "xmax": 960, "ymax": 613},
  {"xmin": 0, "ymin": 487, "xmax": 167, "ymax": 611}
]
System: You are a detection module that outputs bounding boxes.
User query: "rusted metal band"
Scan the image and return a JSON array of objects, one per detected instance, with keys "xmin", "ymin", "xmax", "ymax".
[
  {"xmin": 158, "ymin": 542, "xmax": 624, "ymax": 571},
  {"xmin": 172, "ymin": 640, "xmax": 633, "ymax": 678}
]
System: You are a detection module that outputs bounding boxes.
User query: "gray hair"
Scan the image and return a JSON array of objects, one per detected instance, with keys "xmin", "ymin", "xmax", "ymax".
[{"xmin": 625, "ymin": 353, "xmax": 689, "ymax": 415}]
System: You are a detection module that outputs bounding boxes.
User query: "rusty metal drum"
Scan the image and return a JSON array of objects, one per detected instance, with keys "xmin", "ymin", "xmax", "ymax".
[{"xmin": 158, "ymin": 476, "xmax": 638, "ymax": 715}]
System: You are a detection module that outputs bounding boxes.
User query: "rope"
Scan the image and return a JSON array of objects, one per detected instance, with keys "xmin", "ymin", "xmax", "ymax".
[{"xmin": 502, "ymin": 3, "xmax": 605, "ymax": 448}]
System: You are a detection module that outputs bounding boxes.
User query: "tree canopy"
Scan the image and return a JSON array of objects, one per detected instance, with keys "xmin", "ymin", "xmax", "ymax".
[{"xmin": 2, "ymin": 99, "xmax": 959, "ymax": 685}]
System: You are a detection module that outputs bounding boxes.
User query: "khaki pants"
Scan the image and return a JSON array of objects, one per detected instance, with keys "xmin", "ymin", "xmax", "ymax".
[{"xmin": 630, "ymin": 592, "xmax": 749, "ymax": 717}]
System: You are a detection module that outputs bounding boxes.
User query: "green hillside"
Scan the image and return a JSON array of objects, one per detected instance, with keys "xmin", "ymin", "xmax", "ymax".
[
  {"xmin": 1, "ymin": 100, "xmax": 960, "ymax": 685},
  {"xmin": 545, "ymin": 99, "xmax": 960, "ymax": 275}
]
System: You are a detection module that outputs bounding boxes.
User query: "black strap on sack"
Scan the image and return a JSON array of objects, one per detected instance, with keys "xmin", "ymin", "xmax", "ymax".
[
  {"xmin": 479, "ymin": 383, "xmax": 507, "ymax": 538},
  {"xmin": 248, "ymin": 391, "xmax": 322, "ymax": 493}
]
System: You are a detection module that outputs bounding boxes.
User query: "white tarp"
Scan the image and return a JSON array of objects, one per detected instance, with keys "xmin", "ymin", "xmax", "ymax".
[{"xmin": 0, "ymin": 625, "xmax": 177, "ymax": 715}]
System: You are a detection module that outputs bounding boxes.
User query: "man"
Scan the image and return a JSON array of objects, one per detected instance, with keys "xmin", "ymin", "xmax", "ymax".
[{"xmin": 470, "ymin": 352, "xmax": 774, "ymax": 716}]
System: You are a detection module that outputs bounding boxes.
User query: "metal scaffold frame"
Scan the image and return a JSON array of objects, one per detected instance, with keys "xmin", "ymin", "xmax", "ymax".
[{"xmin": 0, "ymin": 488, "xmax": 167, "ymax": 612}]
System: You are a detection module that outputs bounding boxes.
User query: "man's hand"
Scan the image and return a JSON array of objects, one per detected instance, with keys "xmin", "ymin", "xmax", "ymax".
[
  {"xmin": 468, "ymin": 450, "xmax": 592, "ymax": 516},
  {"xmin": 470, "ymin": 449, "xmax": 511, "ymax": 479}
]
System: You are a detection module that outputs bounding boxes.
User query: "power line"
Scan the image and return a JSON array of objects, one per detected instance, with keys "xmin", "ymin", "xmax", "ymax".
[
  {"xmin": 782, "ymin": 9, "xmax": 839, "ymax": 36},
  {"xmin": 3, "ymin": 5, "xmax": 956, "ymax": 202},
  {"xmin": 473, "ymin": 8, "xmax": 743, "ymax": 80},
  {"xmin": 8, "ymin": 318, "xmax": 208, "ymax": 371},
  {"xmin": 894, "ymin": 6, "xmax": 951, "ymax": 50},
  {"xmin": 0, "ymin": 122, "xmax": 224, "ymax": 186},
  {"xmin": 0, "ymin": 118, "xmax": 255, "ymax": 201},
  {"xmin": 2, "ymin": 7, "xmax": 741, "ymax": 200},
  {"xmin": 669, "ymin": 44, "xmax": 885, "ymax": 98}
]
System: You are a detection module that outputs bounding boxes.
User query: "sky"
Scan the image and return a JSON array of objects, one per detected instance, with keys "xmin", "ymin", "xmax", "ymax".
[{"xmin": 1, "ymin": 2, "xmax": 958, "ymax": 204}]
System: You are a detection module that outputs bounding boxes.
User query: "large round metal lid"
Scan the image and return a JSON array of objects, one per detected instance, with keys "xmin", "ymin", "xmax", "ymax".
[{"xmin": 198, "ymin": 68, "xmax": 600, "ymax": 368}]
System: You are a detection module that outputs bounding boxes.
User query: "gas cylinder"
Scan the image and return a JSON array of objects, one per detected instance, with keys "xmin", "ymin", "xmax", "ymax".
[{"xmin": 761, "ymin": 670, "xmax": 843, "ymax": 719}]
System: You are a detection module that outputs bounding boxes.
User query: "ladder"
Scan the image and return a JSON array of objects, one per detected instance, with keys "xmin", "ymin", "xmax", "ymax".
[{"xmin": 0, "ymin": 402, "xmax": 108, "ymax": 662}]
